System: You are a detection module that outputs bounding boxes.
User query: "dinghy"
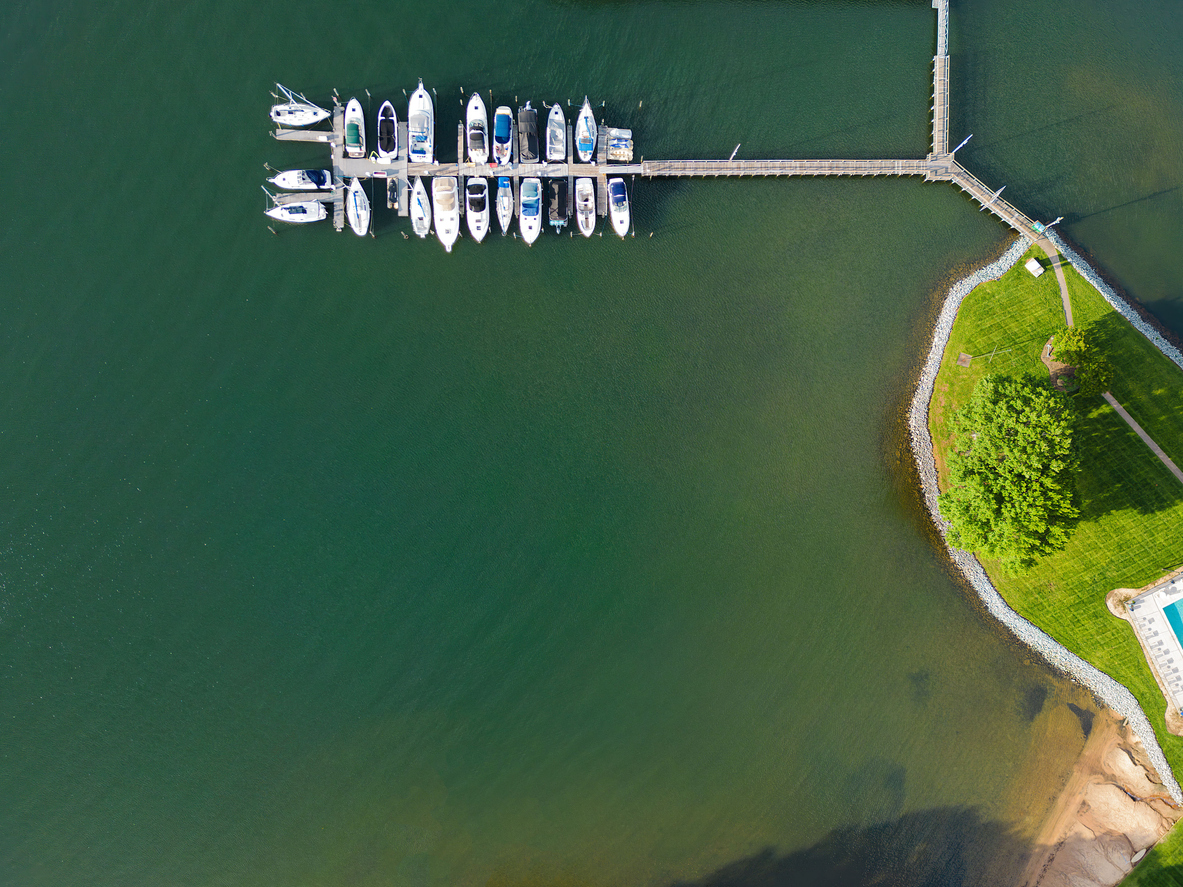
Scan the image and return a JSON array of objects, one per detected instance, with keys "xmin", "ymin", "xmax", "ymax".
[
  {"xmin": 495, "ymin": 176, "xmax": 514, "ymax": 235},
  {"xmin": 519, "ymin": 178, "xmax": 542, "ymax": 245},
  {"xmin": 574, "ymin": 177, "xmax": 595, "ymax": 237},
  {"xmin": 546, "ymin": 178, "xmax": 568, "ymax": 232},
  {"xmin": 466, "ymin": 93, "xmax": 489, "ymax": 165},
  {"xmin": 376, "ymin": 100, "xmax": 398, "ymax": 161},
  {"xmin": 344, "ymin": 98, "xmax": 365, "ymax": 158},
  {"xmin": 608, "ymin": 177, "xmax": 629, "ymax": 238},
  {"xmin": 575, "ymin": 97, "xmax": 596, "ymax": 162},
  {"xmin": 268, "ymin": 169, "xmax": 332, "ymax": 191},
  {"xmin": 265, "ymin": 200, "xmax": 327, "ymax": 224},
  {"xmin": 345, "ymin": 177, "xmax": 370, "ymax": 236},
  {"xmin": 432, "ymin": 177, "xmax": 460, "ymax": 252},
  {"xmin": 410, "ymin": 176, "xmax": 431, "ymax": 238},
  {"xmin": 546, "ymin": 103, "xmax": 566, "ymax": 162},
  {"xmin": 408, "ymin": 81, "xmax": 434, "ymax": 164},
  {"xmin": 270, "ymin": 84, "xmax": 330, "ymax": 128},
  {"xmin": 517, "ymin": 103, "xmax": 539, "ymax": 163},
  {"xmin": 492, "ymin": 106, "xmax": 513, "ymax": 166},
  {"xmin": 465, "ymin": 178, "xmax": 490, "ymax": 243}
]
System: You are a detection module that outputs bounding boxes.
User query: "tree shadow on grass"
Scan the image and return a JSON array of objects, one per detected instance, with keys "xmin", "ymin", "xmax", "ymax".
[{"xmin": 667, "ymin": 807, "xmax": 1033, "ymax": 887}]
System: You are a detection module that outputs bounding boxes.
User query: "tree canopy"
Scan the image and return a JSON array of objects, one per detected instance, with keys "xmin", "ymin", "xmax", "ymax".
[
  {"xmin": 938, "ymin": 374, "xmax": 1079, "ymax": 571},
  {"xmin": 1053, "ymin": 323, "xmax": 1114, "ymax": 397}
]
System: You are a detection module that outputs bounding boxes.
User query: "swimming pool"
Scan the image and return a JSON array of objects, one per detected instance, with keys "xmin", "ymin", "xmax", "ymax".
[{"xmin": 1163, "ymin": 599, "xmax": 1183, "ymax": 647}]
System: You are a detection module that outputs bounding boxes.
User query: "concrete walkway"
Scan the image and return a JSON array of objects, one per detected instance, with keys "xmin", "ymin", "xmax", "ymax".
[
  {"xmin": 1038, "ymin": 236, "xmax": 1075, "ymax": 327},
  {"xmin": 1102, "ymin": 393, "xmax": 1183, "ymax": 485}
]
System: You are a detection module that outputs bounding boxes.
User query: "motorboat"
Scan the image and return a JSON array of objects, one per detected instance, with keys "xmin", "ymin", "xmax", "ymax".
[
  {"xmin": 575, "ymin": 97, "xmax": 596, "ymax": 162},
  {"xmin": 495, "ymin": 176, "xmax": 514, "ymax": 235},
  {"xmin": 408, "ymin": 80, "xmax": 434, "ymax": 164},
  {"xmin": 519, "ymin": 177, "xmax": 542, "ymax": 245},
  {"xmin": 344, "ymin": 98, "xmax": 365, "ymax": 158},
  {"xmin": 546, "ymin": 178, "xmax": 568, "ymax": 232},
  {"xmin": 376, "ymin": 100, "xmax": 398, "ymax": 161},
  {"xmin": 546, "ymin": 103, "xmax": 566, "ymax": 162},
  {"xmin": 574, "ymin": 177, "xmax": 595, "ymax": 237},
  {"xmin": 466, "ymin": 93, "xmax": 489, "ymax": 165},
  {"xmin": 410, "ymin": 176, "xmax": 431, "ymax": 238},
  {"xmin": 465, "ymin": 178, "xmax": 490, "ymax": 243},
  {"xmin": 268, "ymin": 168, "xmax": 332, "ymax": 191},
  {"xmin": 265, "ymin": 200, "xmax": 327, "ymax": 224},
  {"xmin": 345, "ymin": 177, "xmax": 370, "ymax": 236},
  {"xmin": 270, "ymin": 84, "xmax": 330, "ymax": 128},
  {"xmin": 492, "ymin": 106, "xmax": 513, "ymax": 166},
  {"xmin": 432, "ymin": 176, "xmax": 460, "ymax": 252},
  {"xmin": 517, "ymin": 103, "xmax": 539, "ymax": 163},
  {"xmin": 608, "ymin": 177, "xmax": 629, "ymax": 237}
]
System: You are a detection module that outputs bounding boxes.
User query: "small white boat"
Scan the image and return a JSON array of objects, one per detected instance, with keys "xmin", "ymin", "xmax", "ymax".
[
  {"xmin": 408, "ymin": 80, "xmax": 434, "ymax": 164},
  {"xmin": 575, "ymin": 97, "xmax": 596, "ymax": 163},
  {"xmin": 345, "ymin": 177, "xmax": 370, "ymax": 236},
  {"xmin": 575, "ymin": 177, "xmax": 595, "ymax": 237},
  {"xmin": 465, "ymin": 178, "xmax": 490, "ymax": 243},
  {"xmin": 466, "ymin": 93, "xmax": 489, "ymax": 165},
  {"xmin": 344, "ymin": 98, "xmax": 365, "ymax": 158},
  {"xmin": 268, "ymin": 168, "xmax": 332, "ymax": 191},
  {"xmin": 519, "ymin": 177, "xmax": 542, "ymax": 245},
  {"xmin": 608, "ymin": 177, "xmax": 629, "ymax": 238},
  {"xmin": 492, "ymin": 106, "xmax": 513, "ymax": 166},
  {"xmin": 265, "ymin": 200, "xmax": 327, "ymax": 224},
  {"xmin": 410, "ymin": 176, "xmax": 431, "ymax": 238},
  {"xmin": 376, "ymin": 100, "xmax": 398, "ymax": 161},
  {"xmin": 270, "ymin": 84, "xmax": 330, "ymax": 128},
  {"xmin": 432, "ymin": 176, "xmax": 460, "ymax": 252},
  {"xmin": 546, "ymin": 103, "xmax": 566, "ymax": 162},
  {"xmin": 495, "ymin": 176, "xmax": 514, "ymax": 235}
]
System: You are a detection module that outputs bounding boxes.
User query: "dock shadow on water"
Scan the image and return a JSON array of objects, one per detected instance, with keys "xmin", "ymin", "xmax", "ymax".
[{"xmin": 667, "ymin": 807, "xmax": 1032, "ymax": 887}]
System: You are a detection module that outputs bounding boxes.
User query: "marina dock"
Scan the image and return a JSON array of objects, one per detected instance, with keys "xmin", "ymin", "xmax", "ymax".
[{"xmin": 268, "ymin": 0, "xmax": 1045, "ymax": 242}]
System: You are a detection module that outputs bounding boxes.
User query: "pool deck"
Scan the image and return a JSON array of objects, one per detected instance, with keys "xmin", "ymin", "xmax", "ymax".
[{"xmin": 1116, "ymin": 571, "xmax": 1183, "ymax": 732}]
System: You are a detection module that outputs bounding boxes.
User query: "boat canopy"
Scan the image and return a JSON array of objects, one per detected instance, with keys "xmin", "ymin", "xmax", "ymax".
[
  {"xmin": 308, "ymin": 170, "xmax": 329, "ymax": 188},
  {"xmin": 517, "ymin": 108, "xmax": 538, "ymax": 162},
  {"xmin": 610, "ymin": 180, "xmax": 627, "ymax": 205},
  {"xmin": 547, "ymin": 179, "xmax": 568, "ymax": 221},
  {"xmin": 345, "ymin": 122, "xmax": 362, "ymax": 146},
  {"xmin": 494, "ymin": 114, "xmax": 512, "ymax": 141}
]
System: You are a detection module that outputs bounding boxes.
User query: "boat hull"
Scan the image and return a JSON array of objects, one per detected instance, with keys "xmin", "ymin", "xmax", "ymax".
[
  {"xmin": 519, "ymin": 177, "xmax": 542, "ymax": 245},
  {"xmin": 344, "ymin": 98, "xmax": 366, "ymax": 158},
  {"xmin": 495, "ymin": 177, "xmax": 513, "ymax": 234},
  {"xmin": 268, "ymin": 169, "xmax": 332, "ymax": 191},
  {"xmin": 345, "ymin": 178, "xmax": 370, "ymax": 236},
  {"xmin": 608, "ymin": 177, "xmax": 630, "ymax": 238},
  {"xmin": 492, "ymin": 106, "xmax": 513, "ymax": 166},
  {"xmin": 575, "ymin": 99, "xmax": 596, "ymax": 163},
  {"xmin": 575, "ymin": 177, "xmax": 595, "ymax": 237},
  {"xmin": 270, "ymin": 104, "xmax": 330, "ymax": 128},
  {"xmin": 265, "ymin": 201, "xmax": 327, "ymax": 224},
  {"xmin": 432, "ymin": 177, "xmax": 460, "ymax": 252},
  {"xmin": 408, "ymin": 82, "xmax": 435, "ymax": 164},
  {"xmin": 465, "ymin": 178, "xmax": 490, "ymax": 243},
  {"xmin": 410, "ymin": 176, "xmax": 432, "ymax": 238},
  {"xmin": 376, "ymin": 100, "xmax": 398, "ymax": 161},
  {"xmin": 466, "ymin": 93, "xmax": 489, "ymax": 165},
  {"xmin": 546, "ymin": 104, "xmax": 566, "ymax": 162}
]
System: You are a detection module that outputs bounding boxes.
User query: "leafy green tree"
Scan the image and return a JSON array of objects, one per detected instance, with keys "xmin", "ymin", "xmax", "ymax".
[
  {"xmin": 1053, "ymin": 324, "xmax": 1114, "ymax": 397},
  {"xmin": 938, "ymin": 375, "xmax": 1079, "ymax": 572}
]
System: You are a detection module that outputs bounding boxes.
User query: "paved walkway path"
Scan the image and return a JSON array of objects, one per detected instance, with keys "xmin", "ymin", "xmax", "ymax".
[
  {"xmin": 1037, "ymin": 236, "xmax": 1075, "ymax": 327},
  {"xmin": 1102, "ymin": 393, "xmax": 1183, "ymax": 485}
]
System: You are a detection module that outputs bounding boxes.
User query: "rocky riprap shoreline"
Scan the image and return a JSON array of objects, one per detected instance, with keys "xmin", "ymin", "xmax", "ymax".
[{"xmin": 908, "ymin": 237, "xmax": 1183, "ymax": 803}]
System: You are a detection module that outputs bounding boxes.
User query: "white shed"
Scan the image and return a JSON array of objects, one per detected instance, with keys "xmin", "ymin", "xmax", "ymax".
[{"xmin": 1025, "ymin": 257, "xmax": 1045, "ymax": 278}]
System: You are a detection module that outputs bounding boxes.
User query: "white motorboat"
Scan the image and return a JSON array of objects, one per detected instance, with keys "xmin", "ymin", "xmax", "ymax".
[
  {"xmin": 465, "ymin": 178, "xmax": 490, "ymax": 243},
  {"xmin": 574, "ymin": 177, "xmax": 595, "ymax": 237},
  {"xmin": 270, "ymin": 84, "xmax": 330, "ymax": 128},
  {"xmin": 575, "ymin": 97, "xmax": 596, "ymax": 162},
  {"xmin": 410, "ymin": 176, "xmax": 431, "ymax": 238},
  {"xmin": 608, "ymin": 177, "xmax": 629, "ymax": 238},
  {"xmin": 268, "ymin": 168, "xmax": 332, "ymax": 191},
  {"xmin": 376, "ymin": 100, "xmax": 398, "ymax": 161},
  {"xmin": 492, "ymin": 106, "xmax": 513, "ymax": 166},
  {"xmin": 495, "ymin": 176, "xmax": 514, "ymax": 235},
  {"xmin": 546, "ymin": 103, "xmax": 566, "ymax": 162},
  {"xmin": 265, "ymin": 200, "xmax": 327, "ymax": 224},
  {"xmin": 432, "ymin": 176, "xmax": 460, "ymax": 252},
  {"xmin": 344, "ymin": 98, "xmax": 365, "ymax": 158},
  {"xmin": 519, "ymin": 177, "xmax": 542, "ymax": 245},
  {"xmin": 345, "ymin": 177, "xmax": 370, "ymax": 236},
  {"xmin": 408, "ymin": 80, "xmax": 434, "ymax": 164},
  {"xmin": 466, "ymin": 93, "xmax": 489, "ymax": 165}
]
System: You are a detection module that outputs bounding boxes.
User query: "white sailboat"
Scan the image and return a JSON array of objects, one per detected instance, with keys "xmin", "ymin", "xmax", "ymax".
[
  {"xmin": 376, "ymin": 100, "xmax": 398, "ymax": 161},
  {"xmin": 410, "ymin": 176, "xmax": 431, "ymax": 238},
  {"xmin": 466, "ymin": 93, "xmax": 489, "ymax": 165},
  {"xmin": 546, "ymin": 103, "xmax": 566, "ymax": 162},
  {"xmin": 432, "ymin": 177, "xmax": 460, "ymax": 252},
  {"xmin": 344, "ymin": 98, "xmax": 365, "ymax": 158},
  {"xmin": 519, "ymin": 177, "xmax": 542, "ymax": 245},
  {"xmin": 575, "ymin": 97, "xmax": 596, "ymax": 163},
  {"xmin": 268, "ymin": 169, "xmax": 332, "ymax": 191},
  {"xmin": 408, "ymin": 80, "xmax": 434, "ymax": 164},
  {"xmin": 345, "ymin": 177, "xmax": 370, "ymax": 236},
  {"xmin": 465, "ymin": 178, "xmax": 490, "ymax": 243},
  {"xmin": 495, "ymin": 176, "xmax": 514, "ymax": 235},
  {"xmin": 492, "ymin": 106, "xmax": 513, "ymax": 166},
  {"xmin": 575, "ymin": 177, "xmax": 595, "ymax": 237},
  {"xmin": 270, "ymin": 84, "xmax": 330, "ymax": 128},
  {"xmin": 265, "ymin": 200, "xmax": 327, "ymax": 224},
  {"xmin": 608, "ymin": 177, "xmax": 630, "ymax": 238}
]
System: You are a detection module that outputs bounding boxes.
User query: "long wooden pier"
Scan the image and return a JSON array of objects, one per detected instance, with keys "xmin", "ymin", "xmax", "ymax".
[{"xmin": 268, "ymin": 0, "xmax": 1045, "ymax": 242}]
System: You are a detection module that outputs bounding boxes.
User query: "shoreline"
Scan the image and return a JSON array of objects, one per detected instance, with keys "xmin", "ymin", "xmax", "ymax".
[{"xmin": 906, "ymin": 237, "xmax": 1183, "ymax": 806}]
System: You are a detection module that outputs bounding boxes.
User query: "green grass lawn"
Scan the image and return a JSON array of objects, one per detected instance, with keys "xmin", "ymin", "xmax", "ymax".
[{"xmin": 927, "ymin": 245, "xmax": 1183, "ymax": 885}]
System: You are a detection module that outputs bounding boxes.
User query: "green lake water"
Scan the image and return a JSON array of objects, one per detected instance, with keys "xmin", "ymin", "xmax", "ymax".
[{"xmin": 1, "ymin": 1, "xmax": 1181, "ymax": 885}]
